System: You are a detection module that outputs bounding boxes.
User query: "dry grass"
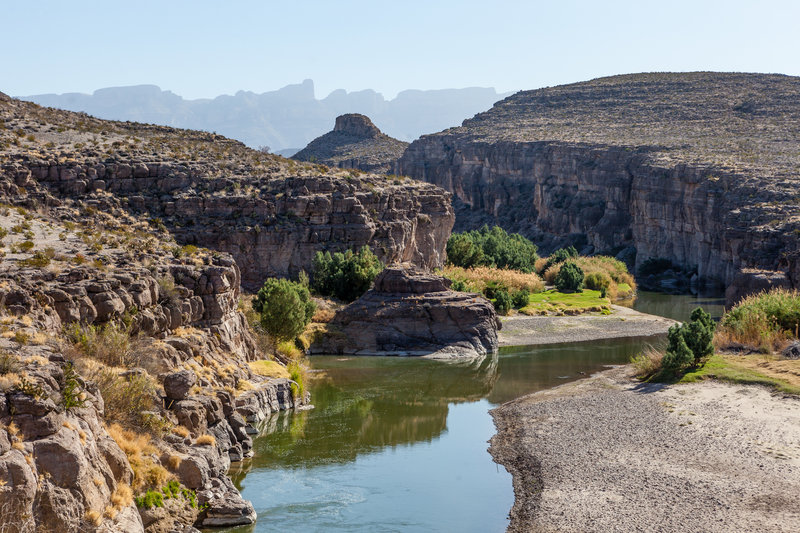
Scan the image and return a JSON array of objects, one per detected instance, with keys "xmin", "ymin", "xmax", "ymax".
[
  {"xmin": 106, "ymin": 423, "xmax": 172, "ymax": 491},
  {"xmin": 111, "ymin": 483, "xmax": 133, "ymax": 508},
  {"xmin": 312, "ymin": 307, "xmax": 336, "ymax": 323},
  {"xmin": 442, "ymin": 265, "xmax": 544, "ymax": 293},
  {"xmin": 248, "ymin": 360, "xmax": 291, "ymax": 379},
  {"xmin": 172, "ymin": 425, "xmax": 190, "ymax": 438},
  {"xmin": 84, "ymin": 510, "xmax": 102, "ymax": 527},
  {"xmin": 195, "ymin": 434, "xmax": 216, "ymax": 446},
  {"xmin": 730, "ymin": 355, "xmax": 800, "ymax": 388},
  {"xmin": 716, "ymin": 288, "xmax": 800, "ymax": 353},
  {"xmin": 543, "ymin": 256, "xmax": 635, "ymax": 297},
  {"xmin": 166, "ymin": 455, "xmax": 182, "ymax": 471}
]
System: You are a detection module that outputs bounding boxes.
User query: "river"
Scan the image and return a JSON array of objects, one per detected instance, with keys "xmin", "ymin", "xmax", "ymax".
[{"xmin": 220, "ymin": 292, "xmax": 723, "ymax": 533}]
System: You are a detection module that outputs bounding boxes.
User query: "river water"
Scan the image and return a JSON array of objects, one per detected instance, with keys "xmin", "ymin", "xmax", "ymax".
[{"xmin": 221, "ymin": 292, "xmax": 723, "ymax": 533}]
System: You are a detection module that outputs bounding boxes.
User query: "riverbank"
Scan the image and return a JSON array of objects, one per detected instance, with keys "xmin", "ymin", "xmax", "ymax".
[
  {"xmin": 489, "ymin": 366, "xmax": 800, "ymax": 532},
  {"xmin": 498, "ymin": 305, "xmax": 676, "ymax": 346}
]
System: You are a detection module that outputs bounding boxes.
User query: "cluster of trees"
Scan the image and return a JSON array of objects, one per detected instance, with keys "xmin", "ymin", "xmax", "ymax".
[
  {"xmin": 446, "ymin": 225, "xmax": 538, "ymax": 273},
  {"xmin": 254, "ymin": 245, "xmax": 384, "ymax": 343}
]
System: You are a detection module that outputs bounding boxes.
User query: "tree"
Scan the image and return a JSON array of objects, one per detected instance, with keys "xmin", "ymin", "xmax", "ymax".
[
  {"xmin": 254, "ymin": 278, "xmax": 316, "ymax": 341},
  {"xmin": 493, "ymin": 288, "xmax": 512, "ymax": 315},
  {"xmin": 661, "ymin": 307, "xmax": 715, "ymax": 373},
  {"xmin": 662, "ymin": 324, "xmax": 694, "ymax": 372},
  {"xmin": 555, "ymin": 262, "xmax": 584, "ymax": 293},
  {"xmin": 511, "ymin": 288, "xmax": 530, "ymax": 309},
  {"xmin": 445, "ymin": 225, "xmax": 538, "ymax": 272},
  {"xmin": 311, "ymin": 246, "xmax": 383, "ymax": 302},
  {"xmin": 540, "ymin": 246, "xmax": 578, "ymax": 274}
]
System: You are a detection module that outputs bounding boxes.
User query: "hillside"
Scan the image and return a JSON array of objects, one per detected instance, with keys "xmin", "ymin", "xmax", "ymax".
[
  {"xmin": 20, "ymin": 81, "xmax": 508, "ymax": 152},
  {"xmin": 398, "ymin": 72, "xmax": 800, "ymax": 294},
  {"xmin": 292, "ymin": 114, "xmax": 407, "ymax": 173}
]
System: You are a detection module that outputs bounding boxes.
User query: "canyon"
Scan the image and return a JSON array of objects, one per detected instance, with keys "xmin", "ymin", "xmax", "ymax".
[{"xmin": 397, "ymin": 72, "xmax": 800, "ymax": 296}]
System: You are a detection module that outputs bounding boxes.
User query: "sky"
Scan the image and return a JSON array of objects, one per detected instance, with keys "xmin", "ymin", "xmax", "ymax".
[{"xmin": 2, "ymin": 0, "xmax": 800, "ymax": 100}]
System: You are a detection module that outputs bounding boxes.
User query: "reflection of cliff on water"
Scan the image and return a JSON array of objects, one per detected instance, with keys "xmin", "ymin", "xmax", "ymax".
[{"xmin": 242, "ymin": 354, "xmax": 499, "ymax": 468}]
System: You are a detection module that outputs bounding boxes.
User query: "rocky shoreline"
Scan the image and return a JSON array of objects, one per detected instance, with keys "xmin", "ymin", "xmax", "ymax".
[
  {"xmin": 498, "ymin": 305, "xmax": 676, "ymax": 346},
  {"xmin": 489, "ymin": 366, "xmax": 800, "ymax": 532}
]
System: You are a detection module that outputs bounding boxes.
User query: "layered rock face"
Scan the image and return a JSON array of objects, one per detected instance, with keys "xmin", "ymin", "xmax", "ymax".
[
  {"xmin": 311, "ymin": 266, "xmax": 500, "ymax": 357},
  {"xmin": 0, "ymin": 93, "xmax": 454, "ymax": 291},
  {"xmin": 292, "ymin": 114, "xmax": 409, "ymax": 173},
  {"xmin": 398, "ymin": 73, "xmax": 800, "ymax": 296}
]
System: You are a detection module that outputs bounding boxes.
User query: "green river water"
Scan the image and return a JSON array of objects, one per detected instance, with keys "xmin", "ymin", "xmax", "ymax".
[{"xmin": 220, "ymin": 292, "xmax": 724, "ymax": 533}]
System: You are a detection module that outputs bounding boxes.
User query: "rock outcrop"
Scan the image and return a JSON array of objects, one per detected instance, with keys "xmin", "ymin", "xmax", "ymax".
[
  {"xmin": 292, "ymin": 114, "xmax": 409, "ymax": 173},
  {"xmin": 397, "ymin": 73, "xmax": 800, "ymax": 297},
  {"xmin": 0, "ymin": 94, "xmax": 454, "ymax": 291},
  {"xmin": 310, "ymin": 266, "xmax": 500, "ymax": 357}
]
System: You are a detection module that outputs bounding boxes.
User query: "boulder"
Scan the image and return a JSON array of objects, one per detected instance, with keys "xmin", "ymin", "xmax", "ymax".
[
  {"xmin": 310, "ymin": 266, "xmax": 500, "ymax": 358},
  {"xmin": 782, "ymin": 341, "xmax": 800, "ymax": 360},
  {"xmin": 725, "ymin": 269, "xmax": 793, "ymax": 307},
  {"xmin": 164, "ymin": 370, "xmax": 197, "ymax": 401}
]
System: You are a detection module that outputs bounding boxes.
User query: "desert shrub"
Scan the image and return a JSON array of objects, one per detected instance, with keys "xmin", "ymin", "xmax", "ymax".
[
  {"xmin": 539, "ymin": 246, "xmax": 578, "ymax": 274},
  {"xmin": 493, "ymin": 288, "xmax": 512, "ymax": 315},
  {"xmin": 660, "ymin": 307, "xmax": 716, "ymax": 374},
  {"xmin": 95, "ymin": 367, "xmax": 161, "ymax": 431},
  {"xmin": 511, "ymin": 288, "xmax": 530, "ymax": 309},
  {"xmin": 60, "ymin": 362, "xmax": 85, "ymax": 409},
  {"xmin": 717, "ymin": 288, "xmax": 800, "ymax": 352},
  {"xmin": 584, "ymin": 272, "xmax": 611, "ymax": 297},
  {"xmin": 19, "ymin": 250, "xmax": 51, "ymax": 268},
  {"xmin": 555, "ymin": 262, "xmax": 584, "ymax": 293},
  {"xmin": 311, "ymin": 245, "xmax": 383, "ymax": 302},
  {"xmin": 446, "ymin": 225, "xmax": 538, "ymax": 272},
  {"xmin": 0, "ymin": 351, "xmax": 20, "ymax": 375},
  {"xmin": 65, "ymin": 321, "xmax": 134, "ymax": 367},
  {"xmin": 253, "ymin": 278, "xmax": 315, "ymax": 341}
]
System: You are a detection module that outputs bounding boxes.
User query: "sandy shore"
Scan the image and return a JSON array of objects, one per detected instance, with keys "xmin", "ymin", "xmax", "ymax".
[
  {"xmin": 498, "ymin": 305, "xmax": 676, "ymax": 346},
  {"xmin": 489, "ymin": 366, "xmax": 800, "ymax": 532}
]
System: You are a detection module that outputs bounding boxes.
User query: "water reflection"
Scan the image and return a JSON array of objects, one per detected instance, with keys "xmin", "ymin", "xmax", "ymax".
[{"xmin": 633, "ymin": 290, "xmax": 726, "ymax": 322}]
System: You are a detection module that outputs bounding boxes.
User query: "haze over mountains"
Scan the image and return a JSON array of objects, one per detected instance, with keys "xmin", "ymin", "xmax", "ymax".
[{"xmin": 20, "ymin": 80, "xmax": 510, "ymax": 154}]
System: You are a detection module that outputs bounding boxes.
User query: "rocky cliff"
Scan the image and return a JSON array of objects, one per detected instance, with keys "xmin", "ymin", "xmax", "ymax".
[
  {"xmin": 292, "ymin": 114, "xmax": 408, "ymax": 173},
  {"xmin": 397, "ymin": 73, "xmax": 800, "ymax": 295},
  {"xmin": 0, "ymin": 93, "xmax": 453, "ymax": 290},
  {"xmin": 310, "ymin": 266, "xmax": 500, "ymax": 358}
]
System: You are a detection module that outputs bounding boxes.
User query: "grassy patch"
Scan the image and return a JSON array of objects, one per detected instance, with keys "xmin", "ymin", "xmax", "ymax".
[
  {"xmin": 442, "ymin": 265, "xmax": 544, "ymax": 294},
  {"xmin": 519, "ymin": 289, "xmax": 612, "ymax": 316},
  {"xmin": 715, "ymin": 288, "xmax": 800, "ymax": 353},
  {"xmin": 248, "ymin": 360, "xmax": 290, "ymax": 379},
  {"xmin": 679, "ymin": 353, "xmax": 800, "ymax": 395}
]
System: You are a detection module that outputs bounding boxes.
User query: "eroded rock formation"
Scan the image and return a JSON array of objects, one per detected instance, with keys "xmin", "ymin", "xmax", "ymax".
[
  {"xmin": 311, "ymin": 266, "xmax": 500, "ymax": 357},
  {"xmin": 292, "ymin": 114, "xmax": 409, "ymax": 173},
  {"xmin": 397, "ymin": 73, "xmax": 800, "ymax": 297}
]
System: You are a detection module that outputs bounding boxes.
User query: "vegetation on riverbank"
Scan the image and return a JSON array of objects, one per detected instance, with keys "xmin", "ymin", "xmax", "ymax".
[
  {"xmin": 633, "ymin": 289, "xmax": 800, "ymax": 395},
  {"xmin": 446, "ymin": 225, "xmax": 538, "ymax": 272}
]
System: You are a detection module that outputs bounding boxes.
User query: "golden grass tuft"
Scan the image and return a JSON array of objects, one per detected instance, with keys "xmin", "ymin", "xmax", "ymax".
[
  {"xmin": 111, "ymin": 483, "xmax": 133, "ymax": 508},
  {"xmin": 249, "ymin": 360, "xmax": 291, "ymax": 379},
  {"xmin": 106, "ymin": 423, "xmax": 172, "ymax": 491},
  {"xmin": 312, "ymin": 307, "xmax": 336, "ymax": 323},
  {"xmin": 631, "ymin": 346, "xmax": 666, "ymax": 379},
  {"xmin": 442, "ymin": 265, "xmax": 544, "ymax": 294},
  {"xmin": 195, "ymin": 434, "xmax": 216, "ymax": 446},
  {"xmin": 93, "ymin": 477, "xmax": 104, "ymax": 488},
  {"xmin": 166, "ymin": 454, "xmax": 182, "ymax": 471},
  {"xmin": 172, "ymin": 425, "xmax": 190, "ymax": 438},
  {"xmin": 85, "ymin": 510, "xmax": 102, "ymax": 526}
]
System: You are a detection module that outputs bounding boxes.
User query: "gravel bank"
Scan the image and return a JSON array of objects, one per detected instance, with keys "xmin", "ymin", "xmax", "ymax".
[
  {"xmin": 490, "ymin": 366, "xmax": 800, "ymax": 532},
  {"xmin": 499, "ymin": 305, "xmax": 676, "ymax": 346}
]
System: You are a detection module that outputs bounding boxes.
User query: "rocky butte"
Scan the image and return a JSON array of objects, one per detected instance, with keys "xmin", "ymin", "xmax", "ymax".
[
  {"xmin": 292, "ymin": 113, "xmax": 408, "ymax": 173},
  {"xmin": 397, "ymin": 72, "xmax": 800, "ymax": 301}
]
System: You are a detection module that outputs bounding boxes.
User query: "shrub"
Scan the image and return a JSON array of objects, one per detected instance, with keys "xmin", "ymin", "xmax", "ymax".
[
  {"xmin": 446, "ymin": 225, "xmax": 538, "ymax": 272},
  {"xmin": 0, "ymin": 351, "xmax": 20, "ymax": 375},
  {"xmin": 661, "ymin": 307, "xmax": 716, "ymax": 374},
  {"xmin": 94, "ymin": 367, "xmax": 161, "ymax": 431},
  {"xmin": 555, "ymin": 262, "xmax": 584, "ymax": 293},
  {"xmin": 511, "ymin": 288, "xmax": 530, "ymax": 309},
  {"xmin": 493, "ymin": 288, "xmax": 512, "ymax": 315},
  {"xmin": 716, "ymin": 288, "xmax": 800, "ymax": 352},
  {"xmin": 287, "ymin": 360, "xmax": 306, "ymax": 400},
  {"xmin": 539, "ymin": 246, "xmax": 578, "ymax": 274},
  {"xmin": 254, "ymin": 278, "xmax": 315, "ymax": 341},
  {"xmin": 584, "ymin": 272, "xmax": 611, "ymax": 298},
  {"xmin": 441, "ymin": 265, "xmax": 544, "ymax": 294},
  {"xmin": 65, "ymin": 321, "xmax": 134, "ymax": 367},
  {"xmin": 311, "ymin": 246, "xmax": 383, "ymax": 302}
]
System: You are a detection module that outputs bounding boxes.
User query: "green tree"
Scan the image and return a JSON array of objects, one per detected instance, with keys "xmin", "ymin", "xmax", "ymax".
[
  {"xmin": 511, "ymin": 288, "xmax": 530, "ymax": 309},
  {"xmin": 445, "ymin": 225, "xmax": 538, "ymax": 272},
  {"xmin": 662, "ymin": 324, "xmax": 694, "ymax": 372},
  {"xmin": 254, "ymin": 278, "xmax": 316, "ymax": 341},
  {"xmin": 311, "ymin": 246, "xmax": 383, "ymax": 302},
  {"xmin": 555, "ymin": 262, "xmax": 584, "ymax": 293},
  {"xmin": 661, "ymin": 307, "xmax": 716, "ymax": 373},
  {"xmin": 541, "ymin": 246, "xmax": 578, "ymax": 274}
]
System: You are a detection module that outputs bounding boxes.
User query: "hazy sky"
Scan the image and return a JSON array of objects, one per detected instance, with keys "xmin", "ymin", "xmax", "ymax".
[{"xmin": 3, "ymin": 0, "xmax": 799, "ymax": 100}]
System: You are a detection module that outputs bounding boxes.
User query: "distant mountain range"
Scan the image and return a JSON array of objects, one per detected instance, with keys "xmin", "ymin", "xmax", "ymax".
[{"xmin": 20, "ymin": 81, "xmax": 511, "ymax": 153}]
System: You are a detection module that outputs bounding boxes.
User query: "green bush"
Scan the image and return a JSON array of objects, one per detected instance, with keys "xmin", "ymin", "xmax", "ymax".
[
  {"xmin": 254, "ymin": 278, "xmax": 316, "ymax": 341},
  {"xmin": 540, "ymin": 246, "xmax": 578, "ymax": 274},
  {"xmin": 446, "ymin": 225, "xmax": 538, "ymax": 272},
  {"xmin": 662, "ymin": 307, "xmax": 716, "ymax": 373},
  {"xmin": 493, "ymin": 288, "xmax": 512, "ymax": 315},
  {"xmin": 511, "ymin": 288, "xmax": 530, "ymax": 309},
  {"xmin": 311, "ymin": 246, "xmax": 383, "ymax": 302},
  {"xmin": 555, "ymin": 262, "xmax": 584, "ymax": 293},
  {"xmin": 584, "ymin": 272, "xmax": 611, "ymax": 298}
]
